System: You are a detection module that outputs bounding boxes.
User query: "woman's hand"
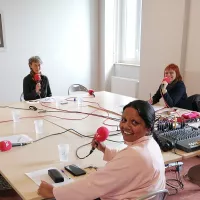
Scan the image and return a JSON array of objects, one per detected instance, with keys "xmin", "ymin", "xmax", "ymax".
[
  {"xmin": 161, "ymin": 80, "xmax": 168, "ymax": 94},
  {"xmin": 37, "ymin": 181, "xmax": 54, "ymax": 198},
  {"xmin": 91, "ymin": 138, "xmax": 106, "ymax": 153},
  {"xmin": 161, "ymin": 80, "xmax": 168, "ymax": 89},
  {"xmin": 148, "ymin": 99, "xmax": 153, "ymax": 105},
  {"xmin": 35, "ymin": 83, "xmax": 41, "ymax": 94}
]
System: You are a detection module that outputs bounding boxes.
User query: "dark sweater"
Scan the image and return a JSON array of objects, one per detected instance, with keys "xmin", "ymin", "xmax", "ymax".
[
  {"xmin": 23, "ymin": 74, "xmax": 52, "ymax": 101},
  {"xmin": 152, "ymin": 80, "xmax": 187, "ymax": 108}
]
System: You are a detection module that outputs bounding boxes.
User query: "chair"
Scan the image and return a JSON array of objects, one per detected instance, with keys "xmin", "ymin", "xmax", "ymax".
[
  {"xmin": 68, "ymin": 84, "xmax": 88, "ymax": 95},
  {"xmin": 137, "ymin": 189, "xmax": 169, "ymax": 200},
  {"xmin": 20, "ymin": 93, "xmax": 24, "ymax": 102},
  {"xmin": 187, "ymin": 94, "xmax": 200, "ymax": 112},
  {"xmin": 0, "ymin": 174, "xmax": 12, "ymax": 190}
]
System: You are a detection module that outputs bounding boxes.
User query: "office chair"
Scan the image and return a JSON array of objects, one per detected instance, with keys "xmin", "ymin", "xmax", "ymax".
[
  {"xmin": 68, "ymin": 84, "xmax": 88, "ymax": 95},
  {"xmin": 137, "ymin": 189, "xmax": 169, "ymax": 200},
  {"xmin": 0, "ymin": 174, "xmax": 12, "ymax": 190},
  {"xmin": 20, "ymin": 93, "xmax": 24, "ymax": 102}
]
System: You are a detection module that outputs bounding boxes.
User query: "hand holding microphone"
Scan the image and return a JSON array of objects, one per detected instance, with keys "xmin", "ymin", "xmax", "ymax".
[
  {"xmin": 161, "ymin": 77, "xmax": 170, "ymax": 94},
  {"xmin": 90, "ymin": 126, "xmax": 109, "ymax": 153},
  {"xmin": 36, "ymin": 83, "xmax": 41, "ymax": 93},
  {"xmin": 34, "ymin": 74, "xmax": 41, "ymax": 94},
  {"xmin": 161, "ymin": 77, "xmax": 170, "ymax": 88},
  {"xmin": 91, "ymin": 138, "xmax": 106, "ymax": 153},
  {"xmin": 76, "ymin": 126, "xmax": 109, "ymax": 159}
]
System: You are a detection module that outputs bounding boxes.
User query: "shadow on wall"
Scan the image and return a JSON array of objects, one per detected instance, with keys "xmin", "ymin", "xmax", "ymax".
[{"xmin": 184, "ymin": 70, "xmax": 200, "ymax": 96}]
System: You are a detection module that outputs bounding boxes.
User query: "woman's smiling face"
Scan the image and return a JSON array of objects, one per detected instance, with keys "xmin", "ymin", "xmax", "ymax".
[{"xmin": 120, "ymin": 107, "xmax": 149, "ymax": 142}]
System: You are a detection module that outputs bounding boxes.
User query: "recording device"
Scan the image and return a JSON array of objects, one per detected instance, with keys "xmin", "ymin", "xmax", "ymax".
[
  {"xmin": 153, "ymin": 126, "xmax": 200, "ymax": 152},
  {"xmin": 34, "ymin": 74, "xmax": 41, "ymax": 83},
  {"xmin": 161, "ymin": 77, "xmax": 170, "ymax": 88},
  {"xmin": 88, "ymin": 89, "xmax": 95, "ymax": 97},
  {"xmin": 64, "ymin": 164, "xmax": 86, "ymax": 176},
  {"xmin": 0, "ymin": 140, "xmax": 29, "ymax": 152},
  {"xmin": 48, "ymin": 169, "xmax": 64, "ymax": 183}
]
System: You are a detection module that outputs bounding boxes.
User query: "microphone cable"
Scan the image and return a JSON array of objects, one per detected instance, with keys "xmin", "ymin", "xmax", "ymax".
[
  {"xmin": 76, "ymin": 135, "xmax": 123, "ymax": 159},
  {"xmin": 76, "ymin": 142, "xmax": 94, "ymax": 159}
]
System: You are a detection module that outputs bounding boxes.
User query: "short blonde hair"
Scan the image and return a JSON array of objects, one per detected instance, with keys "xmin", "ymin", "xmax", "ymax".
[{"xmin": 28, "ymin": 56, "xmax": 43, "ymax": 66}]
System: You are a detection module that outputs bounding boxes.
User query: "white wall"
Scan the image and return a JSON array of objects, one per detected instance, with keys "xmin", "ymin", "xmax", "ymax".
[
  {"xmin": 99, "ymin": 0, "xmax": 115, "ymax": 91},
  {"xmin": 184, "ymin": 0, "xmax": 200, "ymax": 96},
  {"xmin": 138, "ymin": 0, "xmax": 187, "ymax": 100},
  {"xmin": 0, "ymin": 0, "xmax": 99, "ymax": 102}
]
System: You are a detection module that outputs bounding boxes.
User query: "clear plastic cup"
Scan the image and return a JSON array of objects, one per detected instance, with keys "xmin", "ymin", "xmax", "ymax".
[
  {"xmin": 56, "ymin": 99, "xmax": 60, "ymax": 109},
  {"xmin": 58, "ymin": 144, "xmax": 69, "ymax": 162},
  {"xmin": 12, "ymin": 110, "xmax": 20, "ymax": 122},
  {"xmin": 77, "ymin": 97, "xmax": 83, "ymax": 107},
  {"xmin": 34, "ymin": 120, "xmax": 43, "ymax": 134}
]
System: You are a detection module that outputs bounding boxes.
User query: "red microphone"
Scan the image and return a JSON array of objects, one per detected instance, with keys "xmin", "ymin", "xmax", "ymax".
[
  {"xmin": 91, "ymin": 126, "xmax": 109, "ymax": 152},
  {"xmin": 161, "ymin": 77, "xmax": 170, "ymax": 89},
  {"xmin": 88, "ymin": 89, "xmax": 95, "ymax": 97},
  {"xmin": 94, "ymin": 126, "xmax": 109, "ymax": 142},
  {"xmin": 0, "ymin": 140, "xmax": 12, "ymax": 152},
  {"xmin": 162, "ymin": 77, "xmax": 170, "ymax": 84},
  {"xmin": 34, "ymin": 74, "xmax": 41, "ymax": 83}
]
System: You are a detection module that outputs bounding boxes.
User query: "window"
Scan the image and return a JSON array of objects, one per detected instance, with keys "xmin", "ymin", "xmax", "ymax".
[{"xmin": 114, "ymin": 0, "xmax": 142, "ymax": 65}]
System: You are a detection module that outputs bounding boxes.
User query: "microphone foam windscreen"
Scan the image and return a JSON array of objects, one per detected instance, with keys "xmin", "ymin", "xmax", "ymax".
[
  {"xmin": 0, "ymin": 140, "xmax": 12, "ymax": 151},
  {"xmin": 163, "ymin": 77, "xmax": 170, "ymax": 83},
  {"xmin": 34, "ymin": 74, "xmax": 41, "ymax": 82},
  {"xmin": 95, "ymin": 126, "xmax": 109, "ymax": 142},
  {"xmin": 88, "ymin": 89, "xmax": 94, "ymax": 95}
]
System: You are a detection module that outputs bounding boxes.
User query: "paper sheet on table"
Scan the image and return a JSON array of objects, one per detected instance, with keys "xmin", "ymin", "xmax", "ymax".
[
  {"xmin": 39, "ymin": 97, "xmax": 56, "ymax": 103},
  {"xmin": 0, "ymin": 134, "xmax": 33, "ymax": 143},
  {"xmin": 152, "ymin": 105, "xmax": 164, "ymax": 111},
  {"xmin": 25, "ymin": 97, "xmax": 55, "ymax": 104},
  {"xmin": 25, "ymin": 100, "xmax": 40, "ymax": 104},
  {"xmin": 25, "ymin": 167, "xmax": 74, "ymax": 187}
]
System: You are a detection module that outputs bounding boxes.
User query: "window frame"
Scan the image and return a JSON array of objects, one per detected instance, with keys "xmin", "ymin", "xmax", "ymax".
[{"xmin": 114, "ymin": 0, "xmax": 142, "ymax": 65}]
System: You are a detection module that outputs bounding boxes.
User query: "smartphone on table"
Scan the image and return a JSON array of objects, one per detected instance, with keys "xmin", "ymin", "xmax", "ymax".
[{"xmin": 64, "ymin": 164, "xmax": 86, "ymax": 176}]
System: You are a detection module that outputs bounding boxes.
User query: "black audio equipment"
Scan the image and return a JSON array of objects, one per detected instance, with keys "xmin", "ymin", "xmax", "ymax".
[{"xmin": 153, "ymin": 126, "xmax": 200, "ymax": 152}]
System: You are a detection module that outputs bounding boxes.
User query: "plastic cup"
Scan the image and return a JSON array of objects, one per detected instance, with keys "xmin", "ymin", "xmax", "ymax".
[
  {"xmin": 34, "ymin": 120, "xmax": 43, "ymax": 134},
  {"xmin": 58, "ymin": 144, "xmax": 69, "ymax": 162},
  {"xmin": 12, "ymin": 110, "xmax": 20, "ymax": 122}
]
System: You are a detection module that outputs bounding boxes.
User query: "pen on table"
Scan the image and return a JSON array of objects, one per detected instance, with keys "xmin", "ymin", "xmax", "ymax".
[
  {"xmin": 149, "ymin": 93, "xmax": 152, "ymax": 100},
  {"xmin": 61, "ymin": 169, "xmax": 70, "ymax": 179},
  {"xmin": 60, "ymin": 102, "xmax": 68, "ymax": 105}
]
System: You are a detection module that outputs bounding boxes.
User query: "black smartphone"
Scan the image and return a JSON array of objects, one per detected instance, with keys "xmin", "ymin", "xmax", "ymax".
[{"xmin": 64, "ymin": 164, "xmax": 86, "ymax": 176}]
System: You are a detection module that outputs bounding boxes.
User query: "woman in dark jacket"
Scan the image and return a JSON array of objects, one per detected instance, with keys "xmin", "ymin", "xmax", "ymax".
[
  {"xmin": 23, "ymin": 56, "xmax": 52, "ymax": 101},
  {"xmin": 149, "ymin": 63, "xmax": 188, "ymax": 108}
]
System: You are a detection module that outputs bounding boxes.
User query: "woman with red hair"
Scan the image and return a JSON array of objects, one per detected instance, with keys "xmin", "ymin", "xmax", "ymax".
[{"xmin": 149, "ymin": 64, "xmax": 188, "ymax": 108}]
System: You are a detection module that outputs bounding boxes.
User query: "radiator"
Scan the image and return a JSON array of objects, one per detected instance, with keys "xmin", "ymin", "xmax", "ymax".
[{"xmin": 111, "ymin": 76, "xmax": 139, "ymax": 98}]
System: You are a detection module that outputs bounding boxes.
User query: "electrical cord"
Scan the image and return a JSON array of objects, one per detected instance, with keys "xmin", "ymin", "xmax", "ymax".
[
  {"xmin": 166, "ymin": 164, "xmax": 184, "ymax": 195},
  {"xmin": 76, "ymin": 142, "xmax": 94, "ymax": 159},
  {"xmin": 0, "ymin": 105, "xmax": 43, "ymax": 111},
  {"xmin": 76, "ymin": 138, "xmax": 123, "ymax": 160}
]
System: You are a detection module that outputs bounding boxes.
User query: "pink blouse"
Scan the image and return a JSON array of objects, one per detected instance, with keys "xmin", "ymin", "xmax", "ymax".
[{"xmin": 53, "ymin": 136, "xmax": 166, "ymax": 200}]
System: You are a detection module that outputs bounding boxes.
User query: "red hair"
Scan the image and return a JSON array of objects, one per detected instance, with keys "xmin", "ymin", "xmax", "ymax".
[{"xmin": 164, "ymin": 63, "xmax": 182, "ymax": 81}]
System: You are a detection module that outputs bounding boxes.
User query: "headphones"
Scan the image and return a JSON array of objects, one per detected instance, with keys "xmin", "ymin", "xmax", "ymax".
[
  {"xmin": 160, "ymin": 140, "xmax": 174, "ymax": 152},
  {"xmin": 153, "ymin": 132, "xmax": 175, "ymax": 152}
]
